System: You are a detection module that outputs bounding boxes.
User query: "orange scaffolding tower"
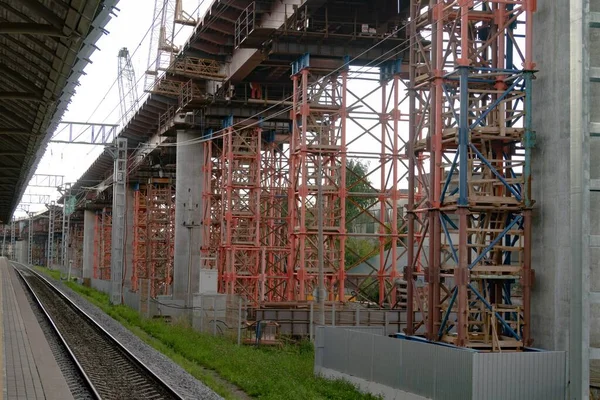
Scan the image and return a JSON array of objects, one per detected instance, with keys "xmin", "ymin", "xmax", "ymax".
[
  {"xmin": 259, "ymin": 135, "xmax": 290, "ymax": 302},
  {"xmin": 93, "ymin": 208, "xmax": 112, "ymax": 280},
  {"xmin": 131, "ymin": 179, "xmax": 175, "ymax": 297},
  {"xmin": 70, "ymin": 223, "xmax": 84, "ymax": 271},
  {"xmin": 147, "ymin": 179, "xmax": 175, "ymax": 296},
  {"xmin": 132, "ymin": 186, "xmax": 147, "ymax": 291},
  {"xmin": 288, "ymin": 62, "xmax": 347, "ymax": 302},
  {"xmin": 405, "ymin": 0, "xmax": 536, "ymax": 350},
  {"xmin": 201, "ymin": 138, "xmax": 222, "ymax": 271},
  {"xmin": 220, "ymin": 126, "xmax": 262, "ymax": 300}
]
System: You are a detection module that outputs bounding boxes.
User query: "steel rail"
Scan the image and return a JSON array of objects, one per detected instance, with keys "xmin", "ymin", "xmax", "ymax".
[{"xmin": 11, "ymin": 261, "xmax": 185, "ymax": 400}]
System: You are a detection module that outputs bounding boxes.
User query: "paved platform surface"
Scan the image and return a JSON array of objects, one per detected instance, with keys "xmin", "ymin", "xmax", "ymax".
[{"xmin": 0, "ymin": 257, "xmax": 73, "ymax": 400}]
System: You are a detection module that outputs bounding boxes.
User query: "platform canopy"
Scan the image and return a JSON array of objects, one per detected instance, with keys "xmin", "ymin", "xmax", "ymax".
[{"xmin": 0, "ymin": 0, "xmax": 118, "ymax": 222}]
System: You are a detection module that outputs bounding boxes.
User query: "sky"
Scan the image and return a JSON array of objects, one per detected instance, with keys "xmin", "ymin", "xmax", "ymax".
[{"xmin": 16, "ymin": 0, "xmax": 208, "ymax": 218}]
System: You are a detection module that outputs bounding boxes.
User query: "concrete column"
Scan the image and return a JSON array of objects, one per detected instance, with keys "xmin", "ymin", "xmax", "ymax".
[
  {"xmin": 531, "ymin": 1, "xmax": 571, "ymax": 352},
  {"xmin": 173, "ymin": 130, "xmax": 203, "ymax": 301},
  {"xmin": 124, "ymin": 186, "xmax": 135, "ymax": 289},
  {"xmin": 82, "ymin": 210, "xmax": 95, "ymax": 280},
  {"xmin": 534, "ymin": 1, "xmax": 599, "ymax": 396},
  {"xmin": 16, "ymin": 241, "xmax": 27, "ymax": 264}
]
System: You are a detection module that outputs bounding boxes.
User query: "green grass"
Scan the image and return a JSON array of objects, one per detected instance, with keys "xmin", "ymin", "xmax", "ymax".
[{"xmin": 35, "ymin": 267, "xmax": 378, "ymax": 400}]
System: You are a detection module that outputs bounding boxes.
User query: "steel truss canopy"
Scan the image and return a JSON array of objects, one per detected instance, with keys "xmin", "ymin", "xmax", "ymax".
[
  {"xmin": 20, "ymin": 193, "xmax": 51, "ymax": 204},
  {"xmin": 0, "ymin": 0, "xmax": 119, "ymax": 223},
  {"xmin": 50, "ymin": 121, "xmax": 119, "ymax": 145},
  {"xmin": 29, "ymin": 174, "xmax": 64, "ymax": 187}
]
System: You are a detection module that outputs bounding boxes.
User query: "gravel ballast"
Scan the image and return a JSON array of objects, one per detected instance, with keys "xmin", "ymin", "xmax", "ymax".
[
  {"xmin": 20, "ymin": 265, "xmax": 223, "ymax": 400},
  {"xmin": 14, "ymin": 268, "xmax": 95, "ymax": 400}
]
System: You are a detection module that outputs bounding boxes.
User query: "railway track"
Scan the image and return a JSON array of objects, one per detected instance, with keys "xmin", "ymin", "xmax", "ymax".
[{"xmin": 13, "ymin": 264, "xmax": 184, "ymax": 400}]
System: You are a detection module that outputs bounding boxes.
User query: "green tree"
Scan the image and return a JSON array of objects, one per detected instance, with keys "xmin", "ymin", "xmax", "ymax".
[
  {"xmin": 345, "ymin": 160, "xmax": 377, "ymax": 231},
  {"xmin": 344, "ymin": 160, "xmax": 377, "ymax": 270}
]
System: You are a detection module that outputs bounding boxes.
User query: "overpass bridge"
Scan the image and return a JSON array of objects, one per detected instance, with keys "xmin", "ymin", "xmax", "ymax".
[
  {"xmin": 69, "ymin": 0, "xmax": 413, "ymax": 306},
  {"xmin": 8, "ymin": 0, "xmax": 539, "ymax": 356}
]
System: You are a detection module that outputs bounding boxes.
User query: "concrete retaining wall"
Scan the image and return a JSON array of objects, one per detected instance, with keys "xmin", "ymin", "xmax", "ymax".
[{"xmin": 91, "ymin": 278, "xmax": 111, "ymax": 294}]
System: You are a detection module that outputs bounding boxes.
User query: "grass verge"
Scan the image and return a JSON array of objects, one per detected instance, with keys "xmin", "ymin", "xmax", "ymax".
[{"xmin": 34, "ymin": 267, "xmax": 378, "ymax": 400}]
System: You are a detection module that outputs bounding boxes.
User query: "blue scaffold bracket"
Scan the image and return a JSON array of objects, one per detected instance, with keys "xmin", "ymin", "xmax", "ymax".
[
  {"xmin": 264, "ymin": 130, "xmax": 275, "ymax": 143},
  {"xmin": 380, "ymin": 59, "xmax": 403, "ymax": 81},
  {"xmin": 203, "ymin": 128, "xmax": 213, "ymax": 138},
  {"xmin": 258, "ymin": 116, "xmax": 264, "ymax": 128},
  {"xmin": 291, "ymin": 53, "xmax": 310, "ymax": 75},
  {"xmin": 342, "ymin": 55, "xmax": 351, "ymax": 71},
  {"xmin": 523, "ymin": 130, "xmax": 536, "ymax": 148},
  {"xmin": 131, "ymin": 182, "xmax": 140, "ymax": 191},
  {"xmin": 222, "ymin": 115, "xmax": 234, "ymax": 128}
]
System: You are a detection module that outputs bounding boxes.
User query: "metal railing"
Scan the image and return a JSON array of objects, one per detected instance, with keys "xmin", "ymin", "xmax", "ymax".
[{"xmin": 234, "ymin": 2, "xmax": 256, "ymax": 48}]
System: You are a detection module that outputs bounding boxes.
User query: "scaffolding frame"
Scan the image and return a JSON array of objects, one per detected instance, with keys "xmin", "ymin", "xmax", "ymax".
[
  {"xmin": 47, "ymin": 202, "xmax": 55, "ymax": 267},
  {"xmin": 220, "ymin": 126, "xmax": 262, "ymax": 300},
  {"xmin": 70, "ymin": 223, "xmax": 84, "ymax": 271},
  {"xmin": 288, "ymin": 61, "xmax": 347, "ymax": 302},
  {"xmin": 132, "ymin": 186, "xmax": 147, "ymax": 290},
  {"xmin": 147, "ymin": 178, "xmax": 175, "ymax": 297},
  {"xmin": 132, "ymin": 179, "xmax": 175, "ymax": 297},
  {"xmin": 405, "ymin": 0, "xmax": 535, "ymax": 350},
  {"xmin": 94, "ymin": 208, "xmax": 112, "ymax": 280}
]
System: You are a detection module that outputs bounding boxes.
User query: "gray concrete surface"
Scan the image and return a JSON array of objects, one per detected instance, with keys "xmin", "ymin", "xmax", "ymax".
[
  {"xmin": 14, "ymin": 241, "xmax": 27, "ymax": 266},
  {"xmin": 173, "ymin": 130, "xmax": 204, "ymax": 300},
  {"xmin": 124, "ymin": 187, "xmax": 134, "ymax": 289},
  {"xmin": 532, "ymin": 0, "xmax": 600, "ymax": 395},
  {"xmin": 82, "ymin": 210, "xmax": 95, "ymax": 280},
  {"xmin": 531, "ymin": 0, "xmax": 571, "ymax": 354}
]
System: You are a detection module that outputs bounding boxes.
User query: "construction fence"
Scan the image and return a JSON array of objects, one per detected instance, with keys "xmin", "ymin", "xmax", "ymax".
[{"xmin": 314, "ymin": 326, "xmax": 567, "ymax": 400}]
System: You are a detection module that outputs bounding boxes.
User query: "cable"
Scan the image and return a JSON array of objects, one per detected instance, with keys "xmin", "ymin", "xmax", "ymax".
[
  {"xmin": 76, "ymin": 0, "xmax": 481, "ymax": 189},
  {"xmin": 82, "ymin": 0, "xmax": 172, "ymax": 124},
  {"xmin": 153, "ymin": 10, "xmax": 442, "ymax": 150},
  {"xmin": 96, "ymin": 0, "xmax": 237, "ymax": 128}
]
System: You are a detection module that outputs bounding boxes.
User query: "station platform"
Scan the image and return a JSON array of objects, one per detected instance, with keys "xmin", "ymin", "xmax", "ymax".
[{"xmin": 0, "ymin": 257, "xmax": 73, "ymax": 400}]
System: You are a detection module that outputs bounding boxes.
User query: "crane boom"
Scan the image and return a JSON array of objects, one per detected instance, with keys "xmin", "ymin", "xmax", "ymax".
[{"xmin": 117, "ymin": 47, "xmax": 139, "ymax": 125}]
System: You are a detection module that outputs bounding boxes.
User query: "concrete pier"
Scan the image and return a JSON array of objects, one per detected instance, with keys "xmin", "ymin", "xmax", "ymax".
[
  {"xmin": 533, "ymin": 0, "xmax": 599, "ymax": 395},
  {"xmin": 82, "ymin": 210, "xmax": 95, "ymax": 281},
  {"xmin": 173, "ymin": 130, "xmax": 204, "ymax": 301}
]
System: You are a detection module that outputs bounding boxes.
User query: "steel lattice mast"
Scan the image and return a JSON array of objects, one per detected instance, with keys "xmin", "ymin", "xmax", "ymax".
[
  {"xmin": 117, "ymin": 47, "xmax": 139, "ymax": 125},
  {"xmin": 144, "ymin": 0, "xmax": 195, "ymax": 92},
  {"xmin": 406, "ymin": 0, "xmax": 536, "ymax": 350}
]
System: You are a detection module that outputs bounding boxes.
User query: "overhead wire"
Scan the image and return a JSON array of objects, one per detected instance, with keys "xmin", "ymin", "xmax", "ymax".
[
  {"xmin": 153, "ymin": 10, "xmax": 442, "ymax": 150},
  {"xmin": 172, "ymin": 0, "xmax": 496, "ymax": 149},
  {"xmin": 97, "ymin": 0, "xmax": 251, "ymax": 129},
  {"xmin": 76, "ymin": 0, "xmax": 478, "ymax": 192},
  {"xmin": 75, "ymin": 8, "xmax": 419, "ymax": 193}
]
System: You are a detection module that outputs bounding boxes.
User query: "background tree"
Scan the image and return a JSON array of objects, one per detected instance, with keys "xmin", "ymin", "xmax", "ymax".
[
  {"xmin": 344, "ymin": 160, "xmax": 378, "ymax": 269},
  {"xmin": 345, "ymin": 160, "xmax": 377, "ymax": 231}
]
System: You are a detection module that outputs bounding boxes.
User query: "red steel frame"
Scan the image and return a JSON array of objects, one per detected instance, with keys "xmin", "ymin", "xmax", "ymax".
[
  {"xmin": 131, "ymin": 180, "xmax": 175, "ymax": 297},
  {"xmin": 201, "ymin": 138, "xmax": 222, "ymax": 272},
  {"xmin": 406, "ymin": 0, "xmax": 536, "ymax": 350},
  {"xmin": 93, "ymin": 208, "xmax": 112, "ymax": 280},
  {"xmin": 259, "ymin": 135, "xmax": 290, "ymax": 302},
  {"xmin": 220, "ymin": 126, "xmax": 262, "ymax": 300},
  {"xmin": 70, "ymin": 223, "xmax": 84, "ymax": 271},
  {"xmin": 147, "ymin": 178, "xmax": 175, "ymax": 296},
  {"xmin": 288, "ymin": 66, "xmax": 347, "ymax": 302},
  {"xmin": 132, "ymin": 186, "xmax": 147, "ymax": 291},
  {"xmin": 342, "ymin": 65, "xmax": 411, "ymax": 307}
]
